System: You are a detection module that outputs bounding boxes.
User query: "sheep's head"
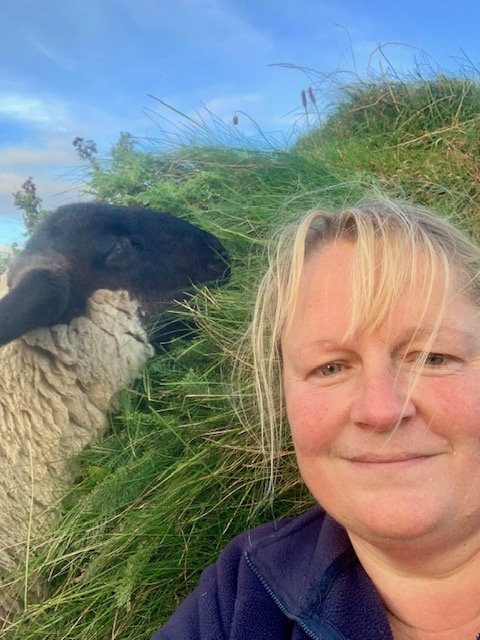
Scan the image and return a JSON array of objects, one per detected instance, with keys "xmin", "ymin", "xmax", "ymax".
[{"xmin": 0, "ymin": 203, "xmax": 230, "ymax": 346}]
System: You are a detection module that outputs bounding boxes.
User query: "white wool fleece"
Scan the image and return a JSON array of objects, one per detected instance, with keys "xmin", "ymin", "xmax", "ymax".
[{"xmin": 0, "ymin": 288, "xmax": 153, "ymax": 575}]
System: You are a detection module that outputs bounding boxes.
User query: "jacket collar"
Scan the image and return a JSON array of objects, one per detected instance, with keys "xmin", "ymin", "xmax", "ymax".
[{"xmin": 245, "ymin": 506, "xmax": 393, "ymax": 639}]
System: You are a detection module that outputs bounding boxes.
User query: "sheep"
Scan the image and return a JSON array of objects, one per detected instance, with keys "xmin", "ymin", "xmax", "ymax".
[{"xmin": 0, "ymin": 202, "xmax": 229, "ymax": 618}]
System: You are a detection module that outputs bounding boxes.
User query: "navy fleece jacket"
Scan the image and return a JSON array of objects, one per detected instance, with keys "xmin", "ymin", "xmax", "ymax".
[{"xmin": 151, "ymin": 506, "xmax": 399, "ymax": 640}]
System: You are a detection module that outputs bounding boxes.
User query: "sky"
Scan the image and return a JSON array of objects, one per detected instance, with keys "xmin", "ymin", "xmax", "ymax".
[{"xmin": 2, "ymin": 0, "xmax": 480, "ymax": 245}]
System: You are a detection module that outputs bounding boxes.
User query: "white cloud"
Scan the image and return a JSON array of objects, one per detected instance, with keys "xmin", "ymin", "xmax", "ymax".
[
  {"xmin": 0, "ymin": 170, "xmax": 32, "ymax": 194},
  {"xmin": 0, "ymin": 139, "xmax": 89, "ymax": 217},
  {"xmin": 0, "ymin": 169, "xmax": 87, "ymax": 207},
  {"xmin": 0, "ymin": 93, "xmax": 71, "ymax": 129},
  {"xmin": 0, "ymin": 145, "xmax": 74, "ymax": 168},
  {"xmin": 199, "ymin": 93, "xmax": 261, "ymax": 120},
  {"xmin": 25, "ymin": 34, "xmax": 76, "ymax": 72},
  {"xmin": 0, "ymin": 90, "xmax": 137, "ymax": 153}
]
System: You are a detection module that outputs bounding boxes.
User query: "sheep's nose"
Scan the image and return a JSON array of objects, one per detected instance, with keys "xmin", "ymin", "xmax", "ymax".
[
  {"xmin": 205, "ymin": 239, "xmax": 230, "ymax": 281},
  {"xmin": 206, "ymin": 257, "xmax": 230, "ymax": 282}
]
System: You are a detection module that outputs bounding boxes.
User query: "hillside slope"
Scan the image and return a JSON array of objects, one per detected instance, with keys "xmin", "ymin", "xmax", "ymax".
[{"xmin": 5, "ymin": 73, "xmax": 480, "ymax": 640}]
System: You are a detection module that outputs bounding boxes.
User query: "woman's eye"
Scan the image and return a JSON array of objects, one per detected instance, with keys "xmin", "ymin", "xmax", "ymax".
[
  {"xmin": 317, "ymin": 362, "xmax": 344, "ymax": 376},
  {"xmin": 424, "ymin": 353, "xmax": 447, "ymax": 366},
  {"xmin": 404, "ymin": 351, "xmax": 450, "ymax": 366},
  {"xmin": 405, "ymin": 351, "xmax": 454, "ymax": 368}
]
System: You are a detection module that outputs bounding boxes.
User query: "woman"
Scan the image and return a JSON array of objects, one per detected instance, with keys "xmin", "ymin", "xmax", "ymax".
[{"xmin": 152, "ymin": 199, "xmax": 480, "ymax": 640}]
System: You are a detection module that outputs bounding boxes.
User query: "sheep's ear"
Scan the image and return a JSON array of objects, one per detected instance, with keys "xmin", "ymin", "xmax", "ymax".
[{"xmin": 0, "ymin": 269, "xmax": 71, "ymax": 346}]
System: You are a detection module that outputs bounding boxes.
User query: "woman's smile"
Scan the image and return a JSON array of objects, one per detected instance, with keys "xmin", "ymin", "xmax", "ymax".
[{"xmin": 344, "ymin": 453, "xmax": 439, "ymax": 467}]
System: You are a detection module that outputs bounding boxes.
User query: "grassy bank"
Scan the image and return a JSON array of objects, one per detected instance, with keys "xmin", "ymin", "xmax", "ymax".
[{"xmin": 4, "ymin": 70, "xmax": 480, "ymax": 639}]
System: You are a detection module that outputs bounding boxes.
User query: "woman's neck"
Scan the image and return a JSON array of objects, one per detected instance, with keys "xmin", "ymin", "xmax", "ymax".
[{"xmin": 349, "ymin": 531, "xmax": 480, "ymax": 640}]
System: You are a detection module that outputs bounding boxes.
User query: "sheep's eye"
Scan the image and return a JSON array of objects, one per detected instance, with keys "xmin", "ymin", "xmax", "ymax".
[{"xmin": 105, "ymin": 238, "xmax": 133, "ymax": 266}]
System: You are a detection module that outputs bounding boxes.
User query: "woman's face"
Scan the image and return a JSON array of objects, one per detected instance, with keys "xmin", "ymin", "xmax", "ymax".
[{"xmin": 281, "ymin": 240, "xmax": 480, "ymax": 549}]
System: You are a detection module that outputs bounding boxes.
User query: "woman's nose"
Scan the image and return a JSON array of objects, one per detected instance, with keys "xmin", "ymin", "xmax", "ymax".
[{"xmin": 350, "ymin": 367, "xmax": 416, "ymax": 431}]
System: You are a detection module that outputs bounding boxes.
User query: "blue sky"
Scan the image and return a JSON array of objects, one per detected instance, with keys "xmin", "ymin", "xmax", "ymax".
[{"xmin": 1, "ymin": 0, "xmax": 480, "ymax": 243}]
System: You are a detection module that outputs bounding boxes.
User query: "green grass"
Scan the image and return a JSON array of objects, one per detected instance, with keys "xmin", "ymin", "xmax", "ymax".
[
  {"xmin": 295, "ymin": 73, "xmax": 480, "ymax": 237},
  {"xmin": 4, "ymin": 67, "xmax": 480, "ymax": 639}
]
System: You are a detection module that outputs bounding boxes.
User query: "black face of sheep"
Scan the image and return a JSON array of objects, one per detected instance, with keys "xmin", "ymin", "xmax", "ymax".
[{"xmin": 0, "ymin": 203, "xmax": 230, "ymax": 346}]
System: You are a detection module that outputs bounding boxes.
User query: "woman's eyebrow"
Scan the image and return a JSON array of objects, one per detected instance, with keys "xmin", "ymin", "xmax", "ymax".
[
  {"xmin": 293, "ymin": 327, "xmax": 480, "ymax": 353},
  {"xmin": 292, "ymin": 338, "xmax": 350, "ymax": 354},
  {"xmin": 399, "ymin": 326, "xmax": 480, "ymax": 350}
]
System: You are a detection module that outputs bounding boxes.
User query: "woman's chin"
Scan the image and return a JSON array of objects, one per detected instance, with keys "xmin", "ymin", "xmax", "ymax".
[
  {"xmin": 345, "ymin": 501, "xmax": 444, "ymax": 543},
  {"xmin": 310, "ymin": 480, "xmax": 460, "ymax": 547},
  {"xmin": 333, "ymin": 495, "xmax": 478, "ymax": 559}
]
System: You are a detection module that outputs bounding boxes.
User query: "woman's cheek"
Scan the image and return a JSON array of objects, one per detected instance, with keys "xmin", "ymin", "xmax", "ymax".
[
  {"xmin": 286, "ymin": 385, "xmax": 340, "ymax": 454},
  {"xmin": 417, "ymin": 375, "xmax": 480, "ymax": 435}
]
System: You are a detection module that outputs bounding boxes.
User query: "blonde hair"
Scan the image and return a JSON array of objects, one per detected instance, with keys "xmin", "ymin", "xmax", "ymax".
[{"xmin": 243, "ymin": 196, "xmax": 480, "ymax": 494}]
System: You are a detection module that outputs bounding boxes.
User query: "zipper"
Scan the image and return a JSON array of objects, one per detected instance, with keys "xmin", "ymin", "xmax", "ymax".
[{"xmin": 244, "ymin": 551, "xmax": 347, "ymax": 640}]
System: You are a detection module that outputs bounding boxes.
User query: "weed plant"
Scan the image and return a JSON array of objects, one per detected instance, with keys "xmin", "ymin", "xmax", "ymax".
[{"xmin": 4, "ymin": 64, "xmax": 480, "ymax": 639}]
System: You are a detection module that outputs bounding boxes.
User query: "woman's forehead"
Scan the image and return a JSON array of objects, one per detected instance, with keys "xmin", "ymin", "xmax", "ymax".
[
  {"xmin": 283, "ymin": 240, "xmax": 477, "ymax": 346},
  {"xmin": 301, "ymin": 238, "xmax": 449, "ymax": 300}
]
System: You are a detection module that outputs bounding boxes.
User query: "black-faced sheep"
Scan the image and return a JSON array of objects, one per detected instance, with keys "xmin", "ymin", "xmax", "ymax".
[{"xmin": 0, "ymin": 203, "xmax": 229, "ymax": 617}]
